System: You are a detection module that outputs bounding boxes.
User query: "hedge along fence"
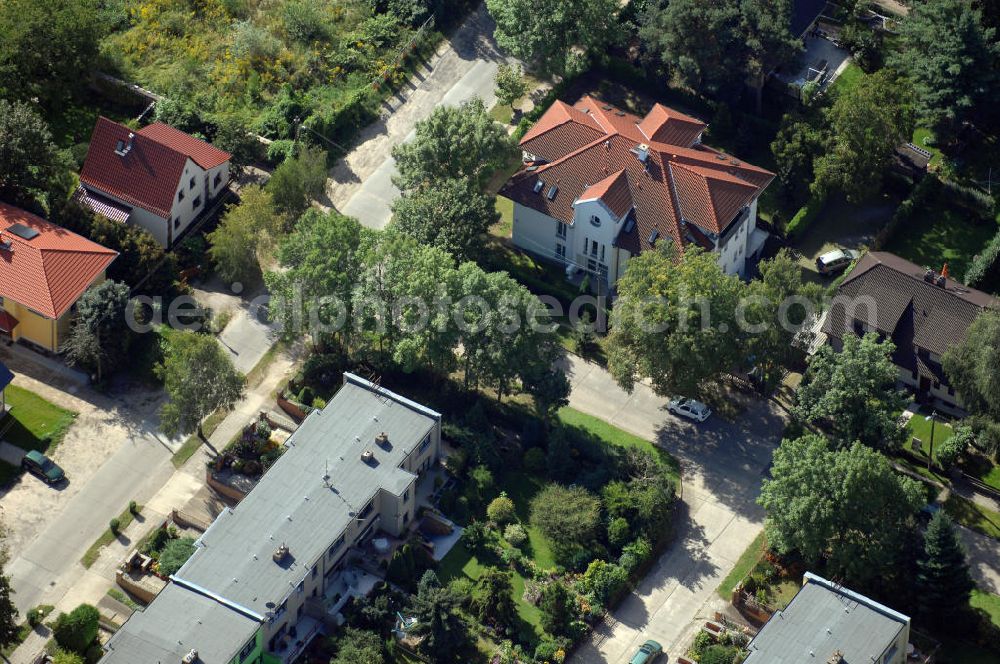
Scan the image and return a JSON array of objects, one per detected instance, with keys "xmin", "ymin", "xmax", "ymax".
[
  {"xmin": 785, "ymin": 195, "xmax": 826, "ymax": 241},
  {"xmin": 965, "ymin": 229, "xmax": 1000, "ymax": 289},
  {"xmin": 872, "ymin": 174, "xmax": 942, "ymax": 250},
  {"xmin": 940, "ymin": 179, "xmax": 998, "ymax": 220}
]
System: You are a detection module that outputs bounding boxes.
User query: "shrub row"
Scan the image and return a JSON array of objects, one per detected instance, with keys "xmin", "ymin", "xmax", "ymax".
[
  {"xmin": 940, "ymin": 178, "xmax": 997, "ymax": 219},
  {"xmin": 965, "ymin": 227, "xmax": 1000, "ymax": 289},
  {"xmin": 872, "ymin": 174, "xmax": 941, "ymax": 250},
  {"xmin": 785, "ymin": 195, "xmax": 825, "ymax": 241}
]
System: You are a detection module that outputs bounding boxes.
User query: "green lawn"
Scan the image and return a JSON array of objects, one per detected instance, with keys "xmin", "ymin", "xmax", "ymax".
[
  {"xmin": 960, "ymin": 454, "xmax": 1000, "ymax": 493},
  {"xmin": 912, "ymin": 127, "xmax": 943, "ymax": 169},
  {"xmin": 943, "ymin": 495, "xmax": 1000, "ymax": 540},
  {"xmin": 557, "ymin": 407, "xmax": 681, "ymax": 485},
  {"xmin": 0, "ymin": 386, "xmax": 77, "ymax": 485},
  {"xmin": 830, "ymin": 62, "xmax": 863, "ymax": 96},
  {"xmin": 493, "ymin": 196, "xmax": 513, "ymax": 240},
  {"xmin": 903, "ymin": 411, "xmax": 954, "ymax": 466},
  {"xmin": 971, "ymin": 589, "xmax": 1000, "ymax": 627},
  {"xmin": 884, "ymin": 198, "xmax": 999, "ymax": 281},
  {"xmin": 81, "ymin": 504, "xmax": 143, "ymax": 569},
  {"xmin": 717, "ymin": 530, "xmax": 767, "ymax": 598}
]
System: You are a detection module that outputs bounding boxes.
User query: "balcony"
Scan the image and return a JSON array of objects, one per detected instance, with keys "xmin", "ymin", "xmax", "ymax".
[
  {"xmin": 322, "ymin": 565, "xmax": 382, "ymax": 624},
  {"xmin": 268, "ymin": 615, "xmax": 321, "ymax": 664}
]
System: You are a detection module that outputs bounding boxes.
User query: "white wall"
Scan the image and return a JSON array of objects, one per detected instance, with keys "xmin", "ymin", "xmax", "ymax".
[
  {"xmin": 512, "ymin": 201, "xmax": 569, "ymax": 263},
  {"xmin": 715, "ymin": 201, "xmax": 756, "ymax": 277}
]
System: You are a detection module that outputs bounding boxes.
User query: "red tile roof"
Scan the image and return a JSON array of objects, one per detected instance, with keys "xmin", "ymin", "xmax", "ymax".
[
  {"xmin": 0, "ymin": 203, "xmax": 118, "ymax": 319},
  {"xmin": 80, "ymin": 117, "xmax": 230, "ymax": 219},
  {"xmin": 578, "ymin": 170, "xmax": 633, "ymax": 219},
  {"xmin": 502, "ymin": 96, "xmax": 774, "ymax": 256}
]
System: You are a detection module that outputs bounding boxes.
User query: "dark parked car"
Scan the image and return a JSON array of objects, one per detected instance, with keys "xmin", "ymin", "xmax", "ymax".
[{"xmin": 21, "ymin": 450, "xmax": 65, "ymax": 485}]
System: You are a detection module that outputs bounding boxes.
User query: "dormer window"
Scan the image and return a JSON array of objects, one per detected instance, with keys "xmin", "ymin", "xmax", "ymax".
[
  {"xmin": 533, "ymin": 180, "xmax": 544, "ymax": 194},
  {"xmin": 590, "ymin": 215, "xmax": 601, "ymax": 227}
]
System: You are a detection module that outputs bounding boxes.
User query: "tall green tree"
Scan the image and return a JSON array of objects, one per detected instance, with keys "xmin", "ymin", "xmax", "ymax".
[
  {"xmin": 52, "ymin": 604, "xmax": 100, "ymax": 654},
  {"xmin": 471, "ymin": 567, "xmax": 517, "ymax": 630},
  {"xmin": 0, "ymin": 100, "xmax": 72, "ymax": 212},
  {"xmin": 812, "ymin": 70, "xmax": 915, "ymax": 202},
  {"xmin": 157, "ymin": 332, "xmax": 246, "ymax": 438},
  {"xmin": 770, "ymin": 114, "xmax": 827, "ymax": 207},
  {"xmin": 266, "ymin": 209, "xmax": 362, "ymax": 341},
  {"xmin": 794, "ymin": 333, "xmax": 908, "ymax": 451},
  {"xmin": 891, "ymin": 0, "xmax": 999, "ymax": 136},
  {"xmin": 493, "ymin": 63, "xmax": 527, "ymax": 111},
  {"xmin": 64, "ymin": 280, "xmax": 133, "ymax": 383},
  {"xmin": 639, "ymin": 0, "xmax": 800, "ymax": 109},
  {"xmin": 538, "ymin": 580, "xmax": 574, "ymax": 637},
  {"xmin": 915, "ymin": 511, "xmax": 974, "ymax": 629},
  {"xmin": 409, "ymin": 571, "xmax": 471, "ymax": 662},
  {"xmin": 390, "ymin": 178, "xmax": 499, "ymax": 262},
  {"xmin": 266, "ymin": 144, "xmax": 328, "ymax": 219},
  {"xmin": 487, "ymin": 0, "xmax": 622, "ymax": 77},
  {"xmin": 208, "ymin": 185, "xmax": 283, "ymax": 284},
  {"xmin": 607, "ymin": 245, "xmax": 747, "ymax": 397},
  {"xmin": 759, "ymin": 435, "xmax": 924, "ymax": 589},
  {"xmin": 392, "ymin": 98, "xmax": 516, "ymax": 192},
  {"xmin": 331, "ymin": 628, "xmax": 385, "ymax": 664},
  {"xmin": 0, "ymin": 568, "xmax": 17, "ymax": 650},
  {"xmin": 0, "ymin": 0, "xmax": 103, "ymax": 107},
  {"xmin": 530, "ymin": 484, "xmax": 601, "ymax": 560},
  {"xmin": 943, "ymin": 310, "xmax": 1000, "ymax": 421}
]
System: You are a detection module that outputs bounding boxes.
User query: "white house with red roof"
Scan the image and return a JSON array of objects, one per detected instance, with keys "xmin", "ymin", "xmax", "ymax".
[
  {"xmin": 0, "ymin": 203, "xmax": 118, "ymax": 353},
  {"xmin": 500, "ymin": 96, "xmax": 775, "ymax": 287},
  {"xmin": 78, "ymin": 117, "xmax": 232, "ymax": 247}
]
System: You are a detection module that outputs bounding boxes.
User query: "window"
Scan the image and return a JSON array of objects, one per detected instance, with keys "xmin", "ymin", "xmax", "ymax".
[
  {"xmin": 590, "ymin": 240, "xmax": 598, "ymax": 257},
  {"xmin": 177, "ymin": 189, "xmax": 184, "ymax": 202},
  {"xmin": 599, "ymin": 244, "xmax": 605, "ymax": 262},
  {"xmin": 533, "ymin": 179, "xmax": 544, "ymax": 194},
  {"xmin": 403, "ymin": 512, "xmax": 410, "ymax": 524},
  {"xmin": 237, "ymin": 635, "xmax": 256, "ymax": 662},
  {"xmin": 193, "ymin": 195, "xmax": 202, "ymax": 209},
  {"xmin": 359, "ymin": 500, "xmax": 374, "ymax": 520},
  {"xmin": 419, "ymin": 435, "xmax": 431, "ymax": 453},
  {"xmin": 590, "ymin": 215, "xmax": 601, "ymax": 227},
  {"xmin": 555, "ymin": 243, "xmax": 566, "ymax": 259},
  {"xmin": 173, "ymin": 217, "xmax": 181, "ymax": 230},
  {"xmin": 402, "ymin": 489, "xmax": 409, "ymax": 503},
  {"xmin": 328, "ymin": 534, "xmax": 345, "ymax": 558},
  {"xmin": 214, "ymin": 172, "xmax": 223, "ymax": 187},
  {"xmin": 556, "ymin": 222, "xmax": 566, "ymax": 239},
  {"xmin": 312, "ymin": 566, "xmax": 317, "ymax": 578},
  {"xmin": 547, "ymin": 185, "xmax": 558, "ymax": 200},
  {"xmin": 297, "ymin": 580, "xmax": 304, "ymax": 593},
  {"xmin": 274, "ymin": 599, "xmax": 287, "ymax": 620},
  {"xmin": 189, "ymin": 176, "xmax": 196, "ymax": 190}
]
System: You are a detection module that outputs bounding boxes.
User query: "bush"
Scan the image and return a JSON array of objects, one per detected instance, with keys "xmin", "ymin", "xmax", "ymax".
[
  {"xmin": 52, "ymin": 604, "xmax": 100, "ymax": 654},
  {"xmin": 965, "ymin": 228, "xmax": 1000, "ymax": 288},
  {"xmin": 461, "ymin": 521, "xmax": 490, "ymax": 552},
  {"xmin": 580, "ymin": 559, "xmax": 629, "ymax": 603},
  {"xmin": 936, "ymin": 425, "xmax": 974, "ymax": 470},
  {"xmin": 157, "ymin": 537, "xmax": 197, "ymax": 576},
  {"xmin": 523, "ymin": 447, "xmax": 545, "ymax": 473},
  {"xmin": 607, "ymin": 517, "xmax": 631, "ymax": 549},
  {"xmin": 504, "ymin": 523, "xmax": 528, "ymax": 547},
  {"xmin": 128, "ymin": 500, "xmax": 137, "ymax": 515},
  {"xmin": 109, "ymin": 518, "xmax": 120, "ymax": 535},
  {"xmin": 487, "ymin": 493, "xmax": 516, "ymax": 525},
  {"xmin": 701, "ymin": 644, "xmax": 743, "ymax": 664},
  {"xmin": 873, "ymin": 175, "xmax": 940, "ymax": 250},
  {"xmin": 785, "ymin": 196, "xmax": 824, "ymax": 240},
  {"xmin": 51, "ymin": 650, "xmax": 85, "ymax": 664},
  {"xmin": 513, "ymin": 117, "xmax": 533, "ymax": 142}
]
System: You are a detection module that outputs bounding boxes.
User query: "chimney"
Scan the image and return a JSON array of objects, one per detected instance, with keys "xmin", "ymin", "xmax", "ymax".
[
  {"xmin": 182, "ymin": 649, "xmax": 200, "ymax": 663},
  {"xmin": 936, "ymin": 274, "xmax": 946, "ymax": 288},
  {"xmin": 633, "ymin": 143, "xmax": 650, "ymax": 163},
  {"xmin": 826, "ymin": 650, "xmax": 844, "ymax": 664},
  {"xmin": 923, "ymin": 268, "xmax": 936, "ymax": 283},
  {"xmin": 272, "ymin": 543, "xmax": 289, "ymax": 563},
  {"xmin": 115, "ymin": 132, "xmax": 135, "ymax": 157},
  {"xmin": 361, "ymin": 449, "xmax": 375, "ymax": 464},
  {"xmin": 375, "ymin": 432, "xmax": 390, "ymax": 449}
]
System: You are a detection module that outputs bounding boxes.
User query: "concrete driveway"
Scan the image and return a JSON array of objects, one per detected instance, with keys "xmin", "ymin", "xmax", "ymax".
[
  {"xmin": 561, "ymin": 355, "xmax": 785, "ymax": 663},
  {"xmin": 329, "ymin": 3, "xmax": 510, "ymax": 228},
  {"xmin": 189, "ymin": 277, "xmax": 276, "ymax": 376},
  {"xmin": 957, "ymin": 524, "xmax": 1000, "ymax": 595}
]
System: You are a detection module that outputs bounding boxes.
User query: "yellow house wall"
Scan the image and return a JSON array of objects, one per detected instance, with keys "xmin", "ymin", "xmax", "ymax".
[{"xmin": 3, "ymin": 270, "xmax": 107, "ymax": 352}]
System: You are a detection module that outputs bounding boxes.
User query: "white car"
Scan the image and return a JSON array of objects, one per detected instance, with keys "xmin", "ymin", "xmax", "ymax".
[
  {"xmin": 815, "ymin": 248, "xmax": 861, "ymax": 275},
  {"xmin": 668, "ymin": 397, "xmax": 712, "ymax": 422}
]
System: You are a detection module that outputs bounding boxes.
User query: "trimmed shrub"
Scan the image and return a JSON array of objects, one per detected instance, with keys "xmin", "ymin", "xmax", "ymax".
[
  {"xmin": 965, "ymin": 228, "xmax": 1000, "ymax": 288},
  {"xmin": 504, "ymin": 523, "xmax": 528, "ymax": 547},
  {"xmin": 785, "ymin": 195, "xmax": 825, "ymax": 240},
  {"xmin": 157, "ymin": 537, "xmax": 197, "ymax": 576},
  {"xmin": 52, "ymin": 604, "xmax": 100, "ymax": 654},
  {"xmin": 487, "ymin": 493, "xmax": 516, "ymax": 525},
  {"xmin": 607, "ymin": 517, "xmax": 631, "ymax": 549},
  {"xmin": 936, "ymin": 425, "xmax": 974, "ymax": 470},
  {"xmin": 109, "ymin": 518, "xmax": 120, "ymax": 535}
]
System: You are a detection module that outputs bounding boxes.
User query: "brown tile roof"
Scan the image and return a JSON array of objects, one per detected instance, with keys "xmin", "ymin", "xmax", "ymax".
[
  {"xmin": 578, "ymin": 169, "xmax": 633, "ymax": 219},
  {"xmin": 501, "ymin": 96, "xmax": 774, "ymax": 254},
  {"xmin": 80, "ymin": 117, "xmax": 230, "ymax": 219},
  {"xmin": 823, "ymin": 251, "xmax": 999, "ymax": 359},
  {"xmin": 0, "ymin": 203, "xmax": 118, "ymax": 319}
]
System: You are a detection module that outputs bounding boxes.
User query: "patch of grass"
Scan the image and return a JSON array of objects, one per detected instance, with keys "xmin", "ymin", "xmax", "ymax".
[
  {"xmin": 717, "ymin": 530, "xmax": 767, "ymax": 598},
  {"xmin": 912, "ymin": 127, "xmax": 943, "ymax": 168},
  {"xmin": 971, "ymin": 589, "xmax": 1000, "ymax": 628},
  {"xmin": 0, "ymin": 605, "xmax": 54, "ymax": 657},
  {"xmin": 493, "ymin": 196, "xmax": 513, "ymax": 239},
  {"xmin": 884, "ymin": 197, "xmax": 999, "ymax": 281},
  {"xmin": 830, "ymin": 62, "xmax": 863, "ymax": 96},
  {"xmin": 106, "ymin": 587, "xmax": 142, "ymax": 611},
  {"xmin": 960, "ymin": 454, "xmax": 1000, "ymax": 493},
  {"xmin": 3, "ymin": 385, "xmax": 77, "ymax": 454},
  {"xmin": 557, "ymin": 407, "xmax": 681, "ymax": 485},
  {"xmin": 244, "ymin": 340, "xmax": 284, "ymax": 388},
  {"xmin": 489, "ymin": 103, "xmax": 514, "ymax": 125},
  {"xmin": 81, "ymin": 503, "xmax": 143, "ymax": 569},
  {"xmin": 171, "ymin": 406, "xmax": 228, "ymax": 468},
  {"xmin": 943, "ymin": 495, "xmax": 1000, "ymax": 540}
]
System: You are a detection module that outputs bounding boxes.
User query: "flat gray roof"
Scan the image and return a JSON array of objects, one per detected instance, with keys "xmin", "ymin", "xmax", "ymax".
[
  {"xmin": 174, "ymin": 373, "xmax": 440, "ymax": 617},
  {"xmin": 744, "ymin": 573, "xmax": 910, "ymax": 664},
  {"xmin": 101, "ymin": 583, "xmax": 259, "ymax": 664}
]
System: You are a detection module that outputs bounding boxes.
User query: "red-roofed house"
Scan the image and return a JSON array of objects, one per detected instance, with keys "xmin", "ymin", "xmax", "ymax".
[
  {"xmin": 500, "ymin": 96, "xmax": 774, "ymax": 287},
  {"xmin": 0, "ymin": 203, "xmax": 118, "ymax": 352},
  {"xmin": 78, "ymin": 117, "xmax": 232, "ymax": 247}
]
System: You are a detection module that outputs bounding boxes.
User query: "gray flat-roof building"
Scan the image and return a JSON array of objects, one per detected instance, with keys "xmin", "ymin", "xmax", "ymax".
[
  {"xmin": 101, "ymin": 373, "xmax": 442, "ymax": 664},
  {"xmin": 744, "ymin": 572, "xmax": 911, "ymax": 664}
]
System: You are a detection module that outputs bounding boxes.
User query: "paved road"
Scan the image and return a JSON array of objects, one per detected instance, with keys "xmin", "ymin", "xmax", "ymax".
[
  {"xmin": 560, "ymin": 355, "xmax": 785, "ymax": 664},
  {"xmin": 957, "ymin": 524, "xmax": 1000, "ymax": 595},
  {"xmin": 329, "ymin": 3, "xmax": 508, "ymax": 228}
]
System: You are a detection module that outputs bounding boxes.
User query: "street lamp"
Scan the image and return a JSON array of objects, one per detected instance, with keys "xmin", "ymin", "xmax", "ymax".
[{"xmin": 925, "ymin": 411, "xmax": 938, "ymax": 471}]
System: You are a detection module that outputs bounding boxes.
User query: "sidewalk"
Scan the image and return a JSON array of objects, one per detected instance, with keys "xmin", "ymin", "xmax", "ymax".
[{"xmin": 5, "ymin": 347, "xmax": 299, "ymax": 664}]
